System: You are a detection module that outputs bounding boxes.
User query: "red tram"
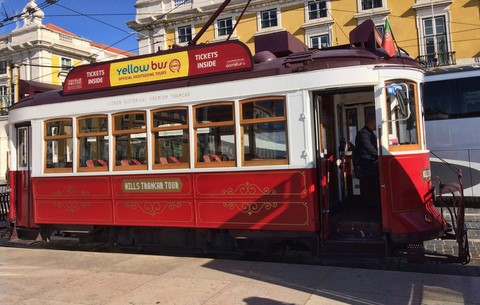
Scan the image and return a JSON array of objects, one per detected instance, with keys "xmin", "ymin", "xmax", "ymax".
[{"xmin": 6, "ymin": 20, "xmax": 469, "ymax": 263}]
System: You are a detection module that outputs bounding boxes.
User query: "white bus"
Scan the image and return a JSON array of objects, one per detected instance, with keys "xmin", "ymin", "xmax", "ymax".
[{"xmin": 424, "ymin": 65, "xmax": 480, "ymax": 204}]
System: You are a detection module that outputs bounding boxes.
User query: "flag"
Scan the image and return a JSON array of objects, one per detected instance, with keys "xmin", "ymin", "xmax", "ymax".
[{"xmin": 382, "ymin": 18, "xmax": 396, "ymax": 57}]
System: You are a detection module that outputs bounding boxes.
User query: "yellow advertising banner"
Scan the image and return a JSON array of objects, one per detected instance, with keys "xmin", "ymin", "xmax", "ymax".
[{"xmin": 110, "ymin": 52, "xmax": 189, "ymax": 87}]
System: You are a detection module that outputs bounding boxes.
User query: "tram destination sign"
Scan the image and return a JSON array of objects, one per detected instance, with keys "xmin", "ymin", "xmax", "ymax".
[
  {"xmin": 63, "ymin": 41, "xmax": 253, "ymax": 94},
  {"xmin": 122, "ymin": 178, "xmax": 182, "ymax": 193}
]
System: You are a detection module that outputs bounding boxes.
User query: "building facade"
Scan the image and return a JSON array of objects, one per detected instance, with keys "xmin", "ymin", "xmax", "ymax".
[
  {"xmin": 0, "ymin": 0, "xmax": 134, "ymax": 183},
  {"xmin": 127, "ymin": 0, "xmax": 479, "ymax": 68}
]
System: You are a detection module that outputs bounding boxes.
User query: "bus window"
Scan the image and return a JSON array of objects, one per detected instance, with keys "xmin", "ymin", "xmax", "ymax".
[
  {"xmin": 424, "ymin": 76, "xmax": 480, "ymax": 120},
  {"xmin": 151, "ymin": 108, "xmax": 189, "ymax": 169},
  {"xmin": 240, "ymin": 97, "xmax": 288, "ymax": 165},
  {"xmin": 194, "ymin": 103, "xmax": 235, "ymax": 167},
  {"xmin": 77, "ymin": 115, "xmax": 109, "ymax": 171},
  {"xmin": 113, "ymin": 112, "xmax": 147, "ymax": 170},
  {"xmin": 44, "ymin": 119, "xmax": 73, "ymax": 172},
  {"xmin": 386, "ymin": 82, "xmax": 420, "ymax": 150}
]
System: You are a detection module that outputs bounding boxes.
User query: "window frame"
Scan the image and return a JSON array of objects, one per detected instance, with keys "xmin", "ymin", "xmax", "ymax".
[
  {"xmin": 216, "ymin": 17, "xmax": 234, "ymax": 37},
  {"xmin": 44, "ymin": 118, "xmax": 74, "ymax": 173},
  {"xmin": 193, "ymin": 102, "xmax": 236, "ymax": 168},
  {"xmin": 385, "ymin": 80, "xmax": 422, "ymax": 152},
  {"xmin": 176, "ymin": 25, "xmax": 193, "ymax": 45},
  {"xmin": 0, "ymin": 60, "xmax": 7, "ymax": 74},
  {"xmin": 61, "ymin": 57, "xmax": 72, "ymax": 71},
  {"xmin": 257, "ymin": 8, "xmax": 281, "ymax": 31},
  {"xmin": 307, "ymin": 0, "xmax": 328, "ymax": 20},
  {"xmin": 112, "ymin": 111, "xmax": 148, "ymax": 171},
  {"xmin": 359, "ymin": 0, "xmax": 384, "ymax": 11},
  {"xmin": 151, "ymin": 107, "xmax": 190, "ymax": 169},
  {"xmin": 77, "ymin": 115, "xmax": 109, "ymax": 172},
  {"xmin": 422, "ymin": 15, "xmax": 449, "ymax": 64},
  {"xmin": 310, "ymin": 34, "xmax": 330, "ymax": 49},
  {"xmin": 240, "ymin": 96, "xmax": 289, "ymax": 166}
]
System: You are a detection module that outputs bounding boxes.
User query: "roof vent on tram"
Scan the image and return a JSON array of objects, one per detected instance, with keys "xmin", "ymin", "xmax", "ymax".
[
  {"xmin": 254, "ymin": 31, "xmax": 308, "ymax": 58},
  {"xmin": 253, "ymin": 51, "xmax": 277, "ymax": 64}
]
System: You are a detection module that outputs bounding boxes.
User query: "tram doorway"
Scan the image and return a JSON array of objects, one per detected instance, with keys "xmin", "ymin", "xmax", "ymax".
[
  {"xmin": 314, "ymin": 88, "xmax": 382, "ymax": 242},
  {"xmin": 13, "ymin": 124, "xmax": 36, "ymax": 237}
]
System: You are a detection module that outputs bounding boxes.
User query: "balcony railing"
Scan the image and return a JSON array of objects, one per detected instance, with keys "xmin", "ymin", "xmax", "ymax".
[
  {"xmin": 416, "ymin": 51, "xmax": 456, "ymax": 68},
  {"xmin": 174, "ymin": 0, "xmax": 192, "ymax": 6}
]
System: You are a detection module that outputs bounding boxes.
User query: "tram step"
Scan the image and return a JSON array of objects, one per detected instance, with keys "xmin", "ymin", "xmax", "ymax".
[
  {"xmin": 320, "ymin": 238, "xmax": 387, "ymax": 258},
  {"xmin": 329, "ymin": 221, "xmax": 383, "ymax": 240}
]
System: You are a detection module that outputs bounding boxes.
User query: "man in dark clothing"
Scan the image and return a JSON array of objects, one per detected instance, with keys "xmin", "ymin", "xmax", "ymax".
[
  {"xmin": 355, "ymin": 114, "xmax": 378, "ymax": 175},
  {"xmin": 355, "ymin": 114, "xmax": 379, "ymax": 206}
]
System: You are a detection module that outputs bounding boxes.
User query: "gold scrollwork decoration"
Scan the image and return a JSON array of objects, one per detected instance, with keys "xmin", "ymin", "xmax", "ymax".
[
  {"xmin": 53, "ymin": 185, "xmax": 90, "ymax": 196},
  {"xmin": 222, "ymin": 181, "xmax": 277, "ymax": 195},
  {"xmin": 223, "ymin": 202, "xmax": 278, "ymax": 216},
  {"xmin": 54, "ymin": 202, "xmax": 91, "ymax": 213},
  {"xmin": 123, "ymin": 202, "xmax": 181, "ymax": 217}
]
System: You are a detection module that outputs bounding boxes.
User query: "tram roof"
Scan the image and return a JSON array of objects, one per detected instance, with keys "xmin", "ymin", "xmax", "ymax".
[{"xmin": 10, "ymin": 21, "xmax": 421, "ymax": 111}]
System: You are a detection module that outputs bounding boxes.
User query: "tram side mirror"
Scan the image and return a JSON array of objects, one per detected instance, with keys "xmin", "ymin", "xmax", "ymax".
[{"xmin": 386, "ymin": 83, "xmax": 411, "ymax": 120}]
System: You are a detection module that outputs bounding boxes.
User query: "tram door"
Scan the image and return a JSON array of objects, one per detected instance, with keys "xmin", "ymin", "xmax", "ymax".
[
  {"xmin": 341, "ymin": 104, "xmax": 375, "ymax": 203},
  {"xmin": 315, "ymin": 96, "xmax": 336, "ymax": 239},
  {"xmin": 14, "ymin": 125, "xmax": 34, "ymax": 229}
]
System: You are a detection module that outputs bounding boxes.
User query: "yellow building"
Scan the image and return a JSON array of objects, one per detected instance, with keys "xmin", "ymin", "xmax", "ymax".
[
  {"xmin": 0, "ymin": 0, "xmax": 134, "ymax": 184},
  {"xmin": 128, "ymin": 0, "xmax": 479, "ymax": 68}
]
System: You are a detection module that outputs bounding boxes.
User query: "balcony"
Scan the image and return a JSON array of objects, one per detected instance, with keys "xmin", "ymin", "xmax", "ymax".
[{"xmin": 416, "ymin": 51, "xmax": 456, "ymax": 68}]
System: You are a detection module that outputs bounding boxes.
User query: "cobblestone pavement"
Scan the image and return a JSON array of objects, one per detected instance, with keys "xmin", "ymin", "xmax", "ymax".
[{"xmin": 424, "ymin": 207, "xmax": 480, "ymax": 264}]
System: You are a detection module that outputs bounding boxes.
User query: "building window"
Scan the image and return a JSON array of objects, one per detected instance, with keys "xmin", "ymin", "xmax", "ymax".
[
  {"xmin": 113, "ymin": 112, "xmax": 147, "ymax": 170},
  {"xmin": 194, "ymin": 103, "xmax": 235, "ymax": 167},
  {"xmin": 77, "ymin": 115, "xmax": 109, "ymax": 171},
  {"xmin": 151, "ymin": 107, "xmax": 189, "ymax": 168},
  {"xmin": 376, "ymin": 25, "xmax": 384, "ymax": 37},
  {"xmin": 45, "ymin": 119, "xmax": 73, "ymax": 173},
  {"xmin": 61, "ymin": 57, "xmax": 72, "ymax": 70},
  {"xmin": 241, "ymin": 97, "xmax": 288, "ymax": 166},
  {"xmin": 311, "ymin": 34, "xmax": 330, "ymax": 49},
  {"xmin": 361, "ymin": 0, "xmax": 383, "ymax": 10},
  {"xmin": 217, "ymin": 17, "xmax": 233, "ymax": 37},
  {"xmin": 260, "ymin": 9, "xmax": 278, "ymax": 29},
  {"xmin": 177, "ymin": 25, "xmax": 192, "ymax": 44},
  {"xmin": 308, "ymin": 1, "xmax": 327, "ymax": 20},
  {"xmin": 0, "ymin": 61, "xmax": 7, "ymax": 74},
  {"xmin": 0, "ymin": 85, "xmax": 12, "ymax": 115},
  {"xmin": 423, "ymin": 16, "xmax": 449, "ymax": 66}
]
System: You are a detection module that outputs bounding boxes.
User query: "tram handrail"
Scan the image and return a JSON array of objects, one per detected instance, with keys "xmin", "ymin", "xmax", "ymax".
[{"xmin": 429, "ymin": 151, "xmax": 470, "ymax": 264}]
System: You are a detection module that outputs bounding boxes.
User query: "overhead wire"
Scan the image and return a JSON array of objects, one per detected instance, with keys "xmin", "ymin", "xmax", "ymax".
[
  {"xmin": 7, "ymin": 1, "xmax": 479, "ymax": 80},
  {"xmin": 0, "ymin": 0, "xmax": 57, "ymax": 28}
]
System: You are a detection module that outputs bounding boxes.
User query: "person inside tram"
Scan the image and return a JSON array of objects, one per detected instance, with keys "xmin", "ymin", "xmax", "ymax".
[{"xmin": 354, "ymin": 113, "xmax": 379, "ymax": 206}]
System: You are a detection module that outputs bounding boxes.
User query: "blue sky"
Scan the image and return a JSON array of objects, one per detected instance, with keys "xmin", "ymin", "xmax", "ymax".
[{"xmin": 0, "ymin": 0, "xmax": 138, "ymax": 54}]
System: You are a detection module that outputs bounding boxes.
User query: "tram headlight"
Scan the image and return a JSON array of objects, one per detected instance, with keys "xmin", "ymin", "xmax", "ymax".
[
  {"xmin": 424, "ymin": 213, "xmax": 433, "ymax": 223},
  {"xmin": 422, "ymin": 168, "xmax": 431, "ymax": 181}
]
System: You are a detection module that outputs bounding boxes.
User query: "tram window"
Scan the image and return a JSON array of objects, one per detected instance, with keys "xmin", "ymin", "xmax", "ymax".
[
  {"xmin": 151, "ymin": 108, "xmax": 189, "ymax": 169},
  {"xmin": 386, "ymin": 82, "xmax": 420, "ymax": 150},
  {"xmin": 18, "ymin": 127, "xmax": 29, "ymax": 168},
  {"xmin": 194, "ymin": 103, "xmax": 235, "ymax": 167},
  {"xmin": 240, "ymin": 97, "xmax": 288, "ymax": 165},
  {"xmin": 113, "ymin": 112, "xmax": 147, "ymax": 170},
  {"xmin": 77, "ymin": 115, "xmax": 109, "ymax": 171},
  {"xmin": 44, "ymin": 119, "xmax": 73, "ymax": 173}
]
